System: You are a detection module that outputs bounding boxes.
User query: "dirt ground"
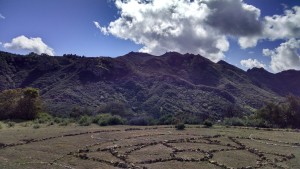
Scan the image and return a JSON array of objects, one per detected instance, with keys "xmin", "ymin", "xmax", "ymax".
[{"xmin": 0, "ymin": 123, "xmax": 299, "ymax": 169}]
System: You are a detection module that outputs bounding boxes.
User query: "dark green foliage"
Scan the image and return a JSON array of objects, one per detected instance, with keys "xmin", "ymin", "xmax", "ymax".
[
  {"xmin": 33, "ymin": 124, "xmax": 40, "ymax": 129},
  {"xmin": 244, "ymin": 117, "xmax": 268, "ymax": 128},
  {"xmin": 59, "ymin": 119, "xmax": 71, "ymax": 126},
  {"xmin": 0, "ymin": 88, "xmax": 41, "ymax": 120},
  {"xmin": 78, "ymin": 116, "xmax": 92, "ymax": 126},
  {"xmin": 70, "ymin": 106, "xmax": 93, "ymax": 118},
  {"xmin": 97, "ymin": 101, "xmax": 132, "ymax": 117},
  {"xmin": 175, "ymin": 123, "xmax": 186, "ymax": 130},
  {"xmin": 6, "ymin": 121, "xmax": 15, "ymax": 128},
  {"xmin": 35, "ymin": 112, "xmax": 53, "ymax": 124},
  {"xmin": 158, "ymin": 114, "xmax": 177, "ymax": 125},
  {"xmin": 128, "ymin": 116, "xmax": 157, "ymax": 126},
  {"xmin": 53, "ymin": 117, "xmax": 63, "ymax": 123},
  {"xmin": 256, "ymin": 95, "xmax": 300, "ymax": 128},
  {"xmin": 223, "ymin": 117, "xmax": 245, "ymax": 126},
  {"xmin": 93, "ymin": 114, "xmax": 125, "ymax": 126},
  {"xmin": 203, "ymin": 120, "xmax": 213, "ymax": 128}
]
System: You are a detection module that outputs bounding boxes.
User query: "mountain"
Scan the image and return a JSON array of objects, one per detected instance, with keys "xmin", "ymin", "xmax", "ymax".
[{"xmin": 0, "ymin": 51, "xmax": 299, "ymax": 120}]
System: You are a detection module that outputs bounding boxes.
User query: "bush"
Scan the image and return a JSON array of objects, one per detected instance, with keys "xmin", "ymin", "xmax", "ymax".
[
  {"xmin": 158, "ymin": 114, "xmax": 176, "ymax": 125},
  {"xmin": 97, "ymin": 101, "xmax": 132, "ymax": 117},
  {"xmin": 33, "ymin": 124, "xmax": 40, "ymax": 129},
  {"xmin": 128, "ymin": 117, "xmax": 157, "ymax": 126},
  {"xmin": 6, "ymin": 121, "xmax": 15, "ymax": 128},
  {"xmin": 244, "ymin": 117, "xmax": 269, "ymax": 128},
  {"xmin": 175, "ymin": 123, "xmax": 185, "ymax": 130},
  {"xmin": 0, "ymin": 123, "xmax": 2, "ymax": 129},
  {"xmin": 203, "ymin": 120, "xmax": 213, "ymax": 128},
  {"xmin": 59, "ymin": 119, "xmax": 71, "ymax": 126},
  {"xmin": 108, "ymin": 115, "xmax": 124, "ymax": 125},
  {"xmin": 94, "ymin": 114, "xmax": 125, "ymax": 126},
  {"xmin": 78, "ymin": 116, "xmax": 92, "ymax": 126},
  {"xmin": 223, "ymin": 117, "xmax": 245, "ymax": 126},
  {"xmin": 35, "ymin": 112, "xmax": 53, "ymax": 124},
  {"xmin": 21, "ymin": 122, "xmax": 31, "ymax": 127},
  {"xmin": 48, "ymin": 121, "xmax": 55, "ymax": 126}
]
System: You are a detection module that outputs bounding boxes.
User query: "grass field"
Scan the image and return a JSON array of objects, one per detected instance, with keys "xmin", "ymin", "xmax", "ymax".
[{"xmin": 0, "ymin": 123, "xmax": 299, "ymax": 169}]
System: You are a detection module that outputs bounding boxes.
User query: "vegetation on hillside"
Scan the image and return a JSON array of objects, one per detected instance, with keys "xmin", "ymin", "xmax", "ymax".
[{"xmin": 1, "ymin": 51, "xmax": 292, "ymax": 119}]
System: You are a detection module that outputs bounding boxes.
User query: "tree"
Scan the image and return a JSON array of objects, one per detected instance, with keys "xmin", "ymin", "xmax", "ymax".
[
  {"xmin": 14, "ymin": 88, "xmax": 41, "ymax": 120},
  {"xmin": 256, "ymin": 95, "xmax": 300, "ymax": 128},
  {"xmin": 0, "ymin": 89, "xmax": 22, "ymax": 119},
  {"xmin": 0, "ymin": 88, "xmax": 41, "ymax": 120}
]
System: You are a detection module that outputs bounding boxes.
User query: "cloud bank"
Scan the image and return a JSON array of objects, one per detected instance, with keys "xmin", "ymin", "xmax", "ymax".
[
  {"xmin": 96, "ymin": 0, "xmax": 261, "ymax": 62},
  {"xmin": 96, "ymin": 0, "xmax": 300, "ymax": 72},
  {"xmin": 240, "ymin": 58, "xmax": 266, "ymax": 69},
  {"xmin": 263, "ymin": 39, "xmax": 300, "ymax": 73},
  {"xmin": 240, "ymin": 6, "xmax": 300, "ymax": 49},
  {"xmin": 3, "ymin": 35, "xmax": 55, "ymax": 56}
]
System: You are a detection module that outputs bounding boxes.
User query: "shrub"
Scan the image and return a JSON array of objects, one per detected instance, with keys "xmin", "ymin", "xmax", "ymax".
[
  {"xmin": 6, "ymin": 121, "xmax": 15, "ymax": 128},
  {"xmin": 48, "ymin": 121, "xmax": 54, "ymax": 126},
  {"xmin": 244, "ymin": 117, "xmax": 269, "ymax": 128},
  {"xmin": 158, "ymin": 114, "xmax": 176, "ymax": 125},
  {"xmin": 128, "ymin": 117, "xmax": 157, "ymax": 126},
  {"xmin": 97, "ymin": 101, "xmax": 132, "ymax": 117},
  {"xmin": 223, "ymin": 117, "xmax": 245, "ymax": 126},
  {"xmin": 36, "ymin": 112, "xmax": 53, "ymax": 124},
  {"xmin": 94, "ymin": 114, "xmax": 125, "ymax": 126},
  {"xmin": 20, "ymin": 122, "xmax": 31, "ymax": 127},
  {"xmin": 59, "ymin": 119, "xmax": 70, "ymax": 126},
  {"xmin": 108, "ymin": 115, "xmax": 124, "ymax": 125},
  {"xmin": 33, "ymin": 124, "xmax": 40, "ymax": 129},
  {"xmin": 78, "ymin": 116, "xmax": 92, "ymax": 126},
  {"xmin": 0, "ymin": 123, "xmax": 2, "ymax": 129},
  {"xmin": 175, "ymin": 123, "xmax": 186, "ymax": 130},
  {"xmin": 54, "ymin": 117, "xmax": 63, "ymax": 124},
  {"xmin": 203, "ymin": 120, "xmax": 213, "ymax": 128}
]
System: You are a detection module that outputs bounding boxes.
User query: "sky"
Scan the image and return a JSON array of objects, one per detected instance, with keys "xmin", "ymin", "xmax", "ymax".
[{"xmin": 0, "ymin": 0, "xmax": 299, "ymax": 73}]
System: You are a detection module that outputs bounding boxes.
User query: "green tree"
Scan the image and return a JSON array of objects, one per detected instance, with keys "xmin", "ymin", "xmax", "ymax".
[
  {"xmin": 256, "ymin": 95, "xmax": 300, "ymax": 128},
  {"xmin": 14, "ymin": 88, "xmax": 41, "ymax": 120},
  {"xmin": 0, "ymin": 88, "xmax": 41, "ymax": 120}
]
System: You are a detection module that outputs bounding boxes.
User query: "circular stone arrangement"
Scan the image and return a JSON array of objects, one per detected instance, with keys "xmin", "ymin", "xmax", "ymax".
[{"xmin": 0, "ymin": 127, "xmax": 298, "ymax": 169}]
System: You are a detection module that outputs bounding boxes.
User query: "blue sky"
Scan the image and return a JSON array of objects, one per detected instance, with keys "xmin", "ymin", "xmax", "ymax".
[
  {"xmin": 0, "ymin": 0, "xmax": 299, "ymax": 72},
  {"xmin": 0, "ymin": 0, "xmax": 140, "ymax": 57}
]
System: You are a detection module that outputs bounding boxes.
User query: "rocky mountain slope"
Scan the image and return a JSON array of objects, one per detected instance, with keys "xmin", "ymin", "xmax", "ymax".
[{"xmin": 0, "ymin": 51, "xmax": 299, "ymax": 119}]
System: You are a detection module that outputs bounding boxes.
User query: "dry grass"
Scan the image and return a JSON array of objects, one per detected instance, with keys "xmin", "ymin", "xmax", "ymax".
[{"xmin": 0, "ymin": 124, "xmax": 299, "ymax": 169}]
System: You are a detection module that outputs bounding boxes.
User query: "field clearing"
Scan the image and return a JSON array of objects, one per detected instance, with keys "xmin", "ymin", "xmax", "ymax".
[{"xmin": 0, "ymin": 123, "xmax": 299, "ymax": 169}]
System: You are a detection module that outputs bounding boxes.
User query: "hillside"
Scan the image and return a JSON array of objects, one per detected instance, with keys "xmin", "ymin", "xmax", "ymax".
[{"xmin": 0, "ymin": 51, "xmax": 299, "ymax": 120}]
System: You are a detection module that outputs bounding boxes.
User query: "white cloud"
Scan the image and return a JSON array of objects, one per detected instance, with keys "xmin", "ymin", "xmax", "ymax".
[
  {"xmin": 239, "ymin": 6, "xmax": 300, "ymax": 49},
  {"xmin": 263, "ymin": 38, "xmax": 300, "ymax": 73},
  {"xmin": 264, "ymin": 6, "xmax": 300, "ymax": 40},
  {"xmin": 238, "ymin": 36, "xmax": 260, "ymax": 49},
  {"xmin": 95, "ymin": 0, "xmax": 261, "ymax": 62},
  {"xmin": 240, "ymin": 58, "xmax": 266, "ymax": 69},
  {"xmin": 3, "ymin": 35, "xmax": 55, "ymax": 56},
  {"xmin": 93, "ymin": 21, "xmax": 109, "ymax": 35},
  {"xmin": 0, "ymin": 13, "xmax": 5, "ymax": 19}
]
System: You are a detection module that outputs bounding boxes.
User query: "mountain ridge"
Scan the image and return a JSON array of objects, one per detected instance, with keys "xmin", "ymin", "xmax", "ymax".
[{"xmin": 0, "ymin": 51, "xmax": 299, "ymax": 120}]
